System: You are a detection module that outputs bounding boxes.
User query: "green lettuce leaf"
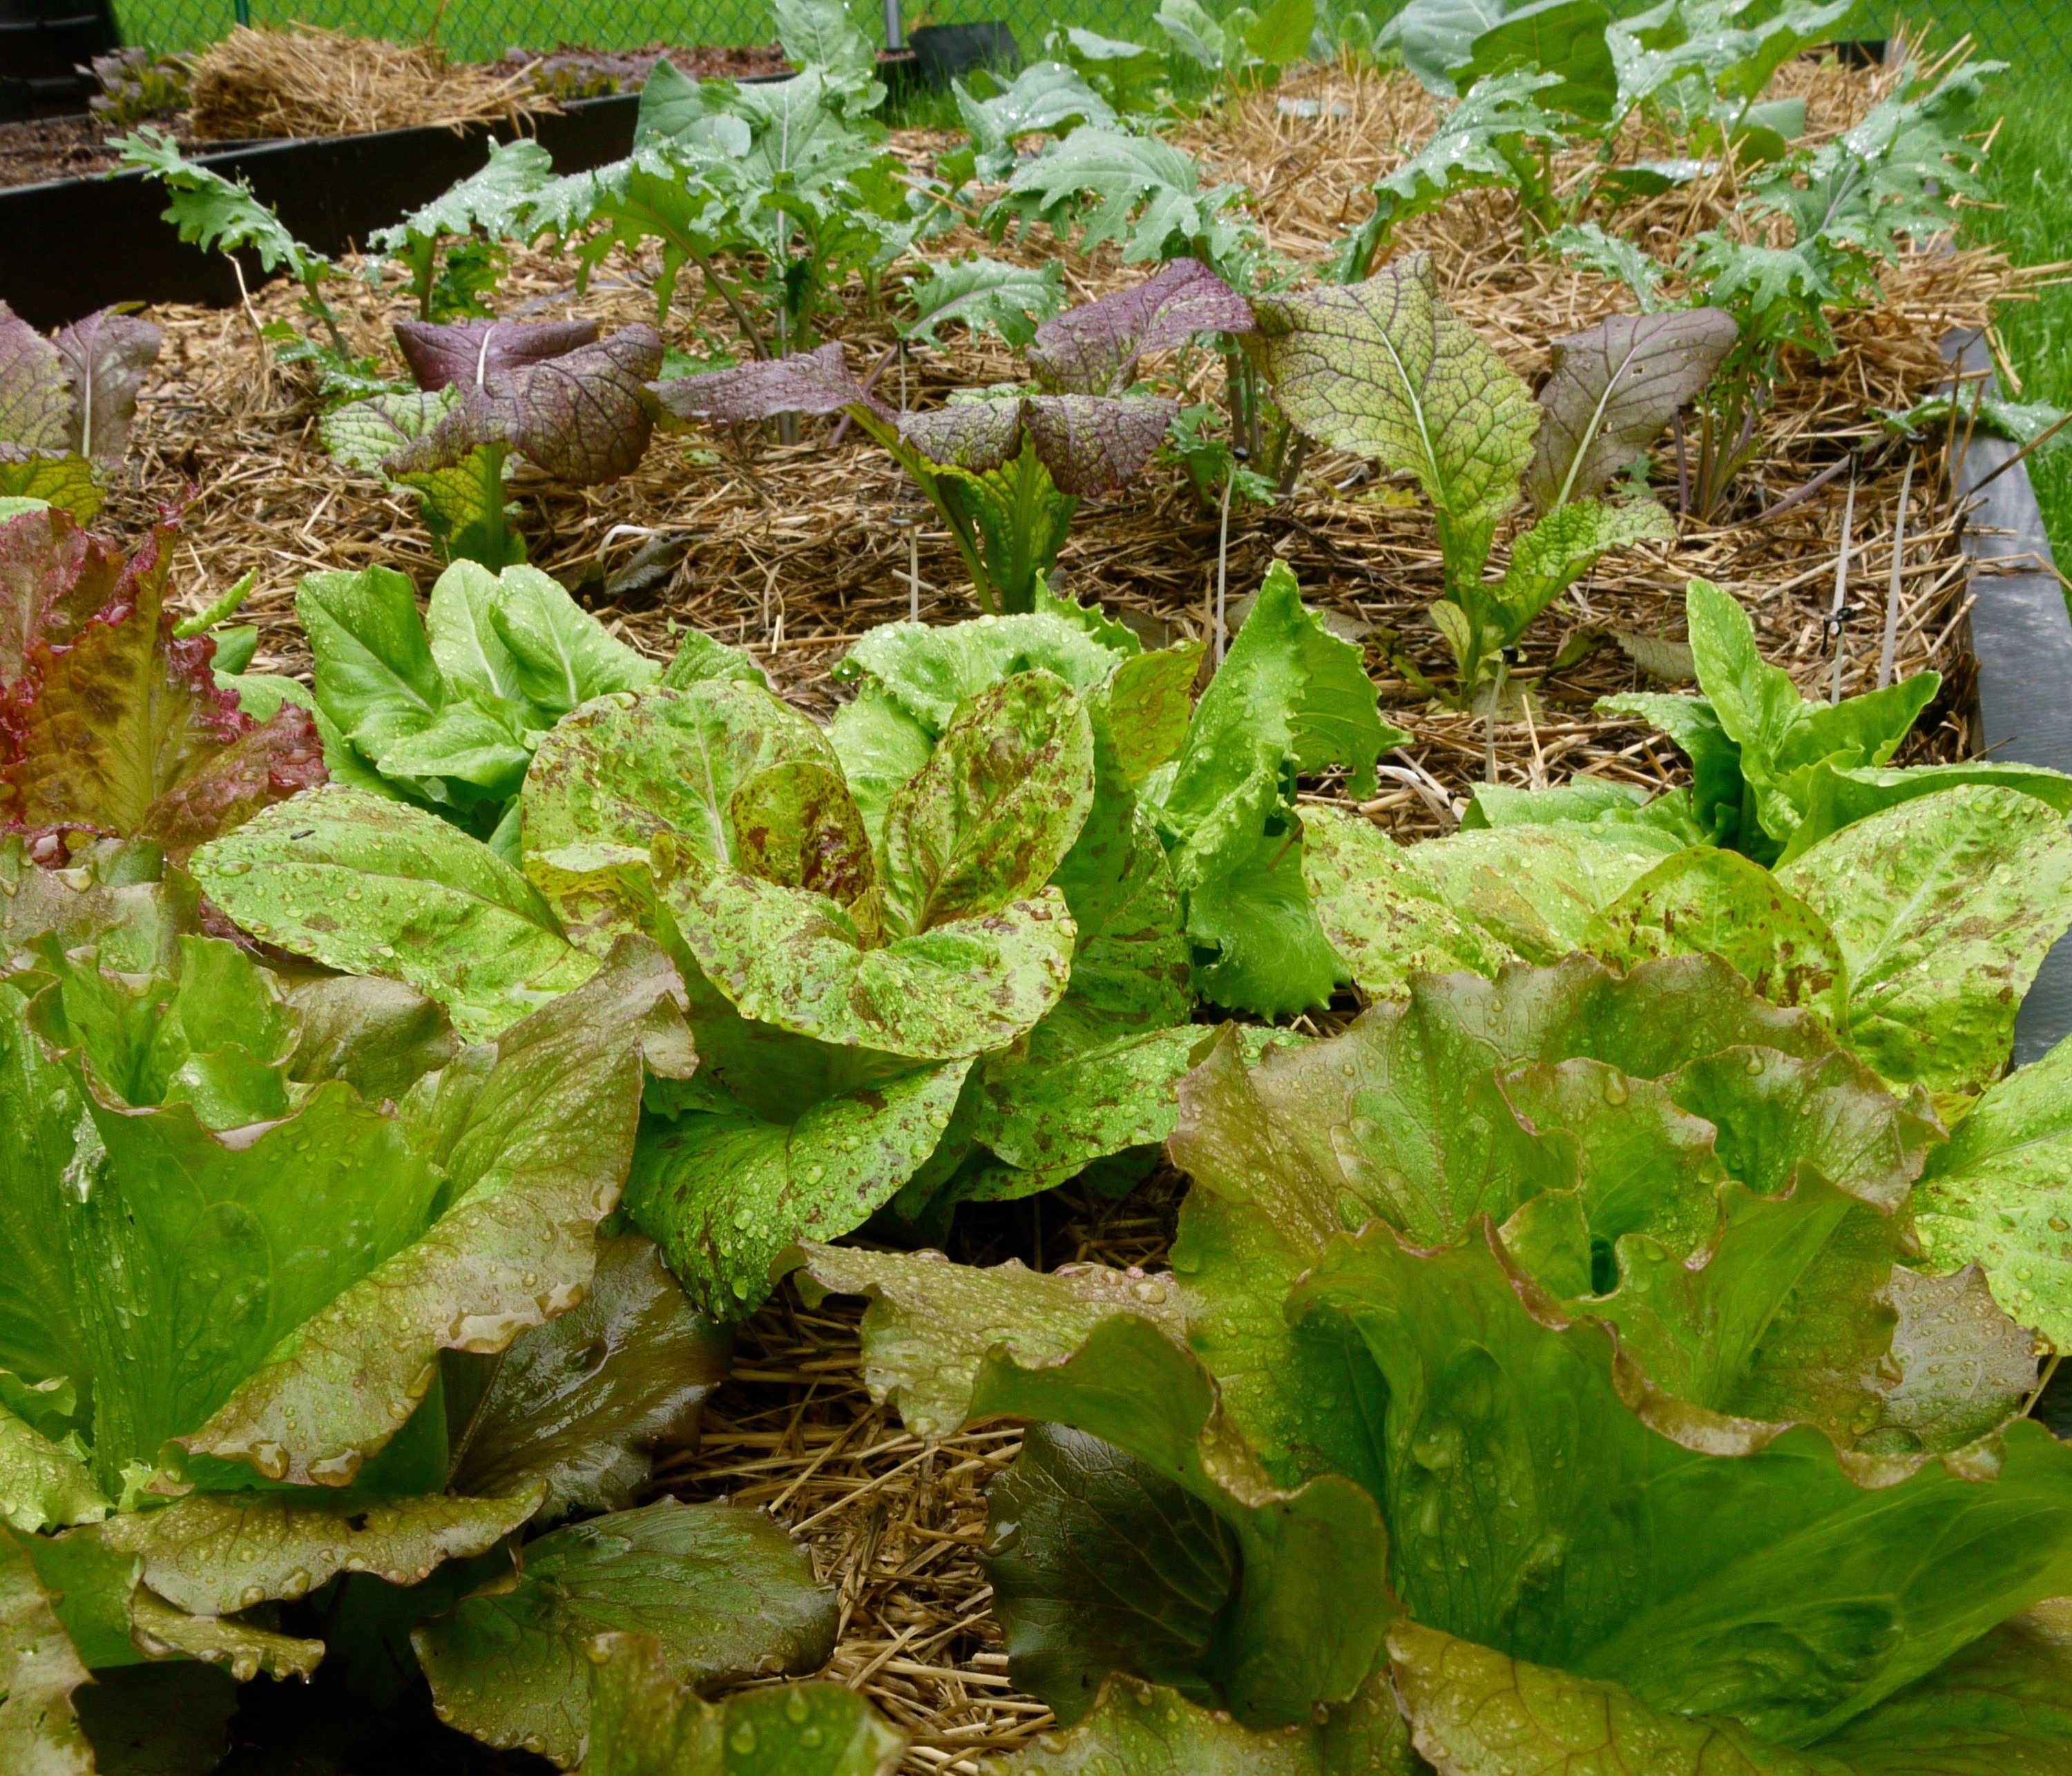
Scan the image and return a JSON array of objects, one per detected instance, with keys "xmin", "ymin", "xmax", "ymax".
[
  {"xmin": 1293, "ymin": 1222, "xmax": 2072, "ymax": 1743},
  {"xmin": 581, "ymin": 1629, "xmax": 905, "ymax": 1776},
  {"xmin": 1777, "ymin": 786, "xmax": 2072, "ymax": 1095},
  {"xmin": 1914, "ymin": 1029, "xmax": 2072, "ymax": 1349},
  {"xmin": 0, "ymin": 1523, "xmax": 93, "ymax": 1772},
  {"xmin": 192, "ymin": 786, "xmax": 596, "ymax": 1042},
  {"xmin": 976, "ymin": 1670, "xmax": 1418, "ymax": 1773},
  {"xmin": 412, "ymin": 1498, "xmax": 836, "ymax": 1768},
  {"xmin": 445, "ymin": 1236, "xmax": 731, "ymax": 1521},
  {"xmin": 784, "ymin": 1243, "xmax": 1392, "ymax": 1727}
]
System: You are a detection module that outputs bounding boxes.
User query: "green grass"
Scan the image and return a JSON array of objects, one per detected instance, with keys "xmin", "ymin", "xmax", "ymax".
[{"xmin": 1967, "ymin": 66, "xmax": 2072, "ymax": 562}]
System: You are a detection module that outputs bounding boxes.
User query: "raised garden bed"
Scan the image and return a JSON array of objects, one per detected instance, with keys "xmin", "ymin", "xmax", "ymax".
[{"xmin": 7, "ymin": 23, "xmax": 2072, "ymax": 1776}]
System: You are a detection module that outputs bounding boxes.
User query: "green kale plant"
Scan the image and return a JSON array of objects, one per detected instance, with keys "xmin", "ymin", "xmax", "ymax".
[
  {"xmin": 1255, "ymin": 257, "xmax": 1732, "ymax": 692},
  {"xmin": 651, "ymin": 258, "xmax": 1253, "ymax": 615},
  {"xmin": 780, "ymin": 940, "xmax": 2072, "ymax": 1763}
]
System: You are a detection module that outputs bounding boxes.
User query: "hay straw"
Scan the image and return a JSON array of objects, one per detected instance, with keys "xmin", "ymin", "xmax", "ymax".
[{"xmin": 186, "ymin": 24, "xmax": 552, "ymax": 142}]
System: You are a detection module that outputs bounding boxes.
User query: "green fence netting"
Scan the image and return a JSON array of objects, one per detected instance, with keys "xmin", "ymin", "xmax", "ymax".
[{"xmin": 109, "ymin": 0, "xmax": 2071, "ymax": 88}]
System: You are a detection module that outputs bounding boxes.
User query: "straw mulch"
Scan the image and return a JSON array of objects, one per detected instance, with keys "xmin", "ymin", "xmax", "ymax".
[
  {"xmin": 185, "ymin": 25, "xmax": 553, "ymax": 142},
  {"xmin": 79, "ymin": 57, "xmax": 2051, "ymax": 1770}
]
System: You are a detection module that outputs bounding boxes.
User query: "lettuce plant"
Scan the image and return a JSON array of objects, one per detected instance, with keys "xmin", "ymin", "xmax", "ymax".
[
  {"xmin": 0, "ymin": 851, "xmax": 857, "ymax": 1771},
  {"xmin": 1256, "ymin": 258, "xmax": 1733, "ymax": 691},
  {"xmin": 654, "ymin": 258, "xmax": 1251, "ymax": 616},
  {"xmin": 783, "ymin": 948, "xmax": 2072, "ymax": 1761},
  {"xmin": 0, "ymin": 302, "xmax": 162, "ymax": 521},
  {"xmin": 225, "ymin": 559, "xmax": 660, "ymax": 855},
  {"xmin": 322, "ymin": 319, "xmax": 664, "ymax": 570},
  {"xmin": 188, "ymin": 571, "xmax": 1388, "ymax": 1309},
  {"xmin": 1301, "ymin": 580, "xmax": 2072, "ymax": 1100},
  {"xmin": 1, "ymin": 508, "xmax": 324, "ymax": 862}
]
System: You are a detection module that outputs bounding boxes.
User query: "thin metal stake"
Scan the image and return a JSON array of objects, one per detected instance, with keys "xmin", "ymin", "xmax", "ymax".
[
  {"xmin": 1877, "ymin": 455, "xmax": 1915, "ymax": 691},
  {"xmin": 1828, "ymin": 472, "xmax": 1858, "ymax": 705},
  {"xmin": 909, "ymin": 525, "xmax": 920, "ymax": 624},
  {"xmin": 1214, "ymin": 465, "xmax": 1233, "ymax": 668}
]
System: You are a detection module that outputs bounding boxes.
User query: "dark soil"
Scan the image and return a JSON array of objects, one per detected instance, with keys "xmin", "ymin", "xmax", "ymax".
[
  {"xmin": 0, "ymin": 110, "xmax": 198, "ymax": 190},
  {"xmin": 501, "ymin": 41, "xmax": 795, "ymax": 98}
]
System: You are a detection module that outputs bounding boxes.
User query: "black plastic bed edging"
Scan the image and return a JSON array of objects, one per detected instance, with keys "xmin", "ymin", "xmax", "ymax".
[
  {"xmin": 0, "ymin": 92, "xmax": 642, "ymax": 329},
  {"xmin": 1944, "ymin": 328, "xmax": 2072, "ymax": 1063}
]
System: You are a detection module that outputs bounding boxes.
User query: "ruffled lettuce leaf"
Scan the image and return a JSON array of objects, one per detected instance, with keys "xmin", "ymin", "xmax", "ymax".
[
  {"xmin": 0, "ymin": 1522, "xmax": 93, "ymax": 1771},
  {"xmin": 1147, "ymin": 562, "xmax": 1399, "ymax": 1016},
  {"xmin": 412, "ymin": 1498, "xmax": 836, "ymax": 1768},
  {"xmin": 1, "ymin": 513, "xmax": 325, "ymax": 855},
  {"xmin": 582, "ymin": 1629, "xmax": 905, "ymax": 1776}
]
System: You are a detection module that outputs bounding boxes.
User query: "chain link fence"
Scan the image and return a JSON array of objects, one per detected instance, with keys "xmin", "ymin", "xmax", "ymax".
[{"xmin": 110, "ymin": 0, "xmax": 2070, "ymax": 87}]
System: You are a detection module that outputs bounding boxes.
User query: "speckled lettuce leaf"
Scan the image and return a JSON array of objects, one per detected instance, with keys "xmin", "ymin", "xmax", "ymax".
[
  {"xmin": 879, "ymin": 670, "xmax": 1095, "ymax": 938},
  {"xmin": 524, "ymin": 681, "xmax": 838, "ymax": 888},
  {"xmin": 982, "ymin": 1424, "xmax": 1238, "ymax": 1723},
  {"xmin": 582, "ymin": 1630, "xmax": 906, "ymax": 1776},
  {"xmin": 412, "ymin": 1498, "xmax": 836, "ymax": 1769},
  {"xmin": 176, "ymin": 936, "xmax": 693, "ymax": 1487},
  {"xmin": 386, "ymin": 326, "xmax": 664, "ymax": 486},
  {"xmin": 978, "ymin": 1671, "xmax": 1418, "ymax": 1775},
  {"xmin": 624, "ymin": 1059, "xmax": 971, "ymax": 1317},
  {"xmin": 1783, "ymin": 758, "xmax": 2072, "ymax": 865},
  {"xmin": 660, "ymin": 628, "xmax": 767, "ymax": 691},
  {"xmin": 1493, "ymin": 497, "xmax": 1673, "ymax": 645},
  {"xmin": 1778, "ymin": 786, "xmax": 2072, "ymax": 1095},
  {"xmin": 833, "ymin": 611, "xmax": 1129, "ymax": 739},
  {"xmin": 1301, "ymin": 805, "xmax": 1518, "ymax": 1001},
  {"xmin": 1021, "ymin": 394, "xmax": 1181, "ymax": 498},
  {"xmin": 393, "ymin": 318, "xmax": 601, "ymax": 394},
  {"xmin": 1914, "ymin": 1029, "xmax": 2072, "ymax": 1350},
  {"xmin": 784, "ymin": 1243, "xmax": 1392, "ymax": 1726},
  {"xmin": 1292, "ymin": 1222, "xmax": 2072, "ymax": 1744},
  {"xmin": 648, "ymin": 342, "xmax": 880, "ymax": 428},
  {"xmin": 0, "ymin": 1523, "xmax": 93, "ymax": 1773},
  {"xmin": 1254, "ymin": 255, "xmax": 1537, "ymax": 590},
  {"xmin": 447, "ymin": 1236, "xmax": 732, "ymax": 1522},
  {"xmin": 193, "ymin": 787, "xmax": 595, "ymax": 1043},
  {"xmin": 1027, "ymin": 258, "xmax": 1254, "ymax": 398},
  {"xmin": 1, "ymin": 519, "xmax": 325, "ymax": 849},
  {"xmin": 1524, "ymin": 309, "xmax": 1738, "ymax": 514},
  {"xmin": 666, "ymin": 866, "xmax": 1073, "ymax": 1060},
  {"xmin": 1403, "ymin": 822, "xmax": 1681, "ymax": 961},
  {"xmin": 1385, "ymin": 1619, "xmax": 1828, "ymax": 1776},
  {"xmin": 1585, "ymin": 844, "xmax": 1848, "ymax": 1027},
  {"xmin": 97, "ymin": 1487, "xmax": 539, "ymax": 1616},
  {"xmin": 50, "ymin": 309, "xmax": 162, "ymax": 467}
]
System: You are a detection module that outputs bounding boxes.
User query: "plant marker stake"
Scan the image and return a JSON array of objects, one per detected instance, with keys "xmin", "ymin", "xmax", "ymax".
[
  {"xmin": 1877, "ymin": 454, "xmax": 1915, "ymax": 691},
  {"xmin": 1214, "ymin": 465, "xmax": 1233, "ymax": 668},
  {"xmin": 1828, "ymin": 471, "xmax": 1857, "ymax": 705},
  {"xmin": 910, "ymin": 525, "xmax": 921, "ymax": 623}
]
